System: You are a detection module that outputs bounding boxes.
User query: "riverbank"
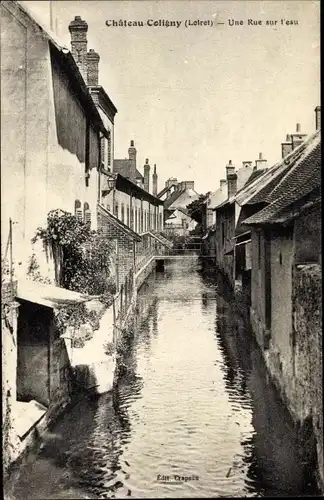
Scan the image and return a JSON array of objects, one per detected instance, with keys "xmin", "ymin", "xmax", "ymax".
[{"xmin": 5, "ymin": 257, "xmax": 320, "ymax": 499}]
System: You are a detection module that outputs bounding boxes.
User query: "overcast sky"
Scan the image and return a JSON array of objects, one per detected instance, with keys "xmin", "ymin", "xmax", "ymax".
[{"xmin": 20, "ymin": 0, "xmax": 320, "ymax": 194}]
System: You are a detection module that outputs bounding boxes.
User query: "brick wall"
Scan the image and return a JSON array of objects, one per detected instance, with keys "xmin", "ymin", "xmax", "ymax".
[{"xmin": 97, "ymin": 210, "xmax": 136, "ymax": 286}]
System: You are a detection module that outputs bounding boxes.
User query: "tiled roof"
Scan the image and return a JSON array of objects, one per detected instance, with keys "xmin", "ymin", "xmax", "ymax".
[
  {"xmin": 236, "ymin": 130, "xmax": 320, "ymax": 207},
  {"xmin": 163, "ymin": 189, "xmax": 184, "ymax": 209},
  {"xmin": 244, "ymin": 132, "xmax": 321, "ymax": 226},
  {"xmin": 240, "ymin": 169, "xmax": 266, "ymax": 190},
  {"xmin": 266, "ymin": 192, "xmax": 321, "ymax": 226},
  {"xmin": 113, "ymin": 159, "xmax": 132, "ymax": 179},
  {"xmin": 245, "ymin": 184, "xmax": 320, "ymax": 226}
]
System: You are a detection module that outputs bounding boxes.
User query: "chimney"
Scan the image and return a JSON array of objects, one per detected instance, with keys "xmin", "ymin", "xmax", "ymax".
[
  {"xmin": 281, "ymin": 134, "xmax": 293, "ymax": 159},
  {"xmin": 69, "ymin": 16, "xmax": 88, "ymax": 82},
  {"xmin": 185, "ymin": 181, "xmax": 194, "ymax": 190},
  {"xmin": 315, "ymin": 106, "xmax": 321, "ymax": 130},
  {"xmin": 128, "ymin": 140, "xmax": 137, "ymax": 181},
  {"xmin": 291, "ymin": 123, "xmax": 307, "ymax": 150},
  {"xmin": 152, "ymin": 164, "xmax": 158, "ymax": 196},
  {"xmin": 226, "ymin": 160, "xmax": 237, "ymax": 198},
  {"xmin": 220, "ymin": 179, "xmax": 227, "ymax": 190},
  {"xmin": 254, "ymin": 152, "xmax": 268, "ymax": 170},
  {"xmin": 87, "ymin": 49, "xmax": 100, "ymax": 86},
  {"xmin": 242, "ymin": 161, "xmax": 253, "ymax": 169},
  {"xmin": 144, "ymin": 158, "xmax": 150, "ymax": 192}
]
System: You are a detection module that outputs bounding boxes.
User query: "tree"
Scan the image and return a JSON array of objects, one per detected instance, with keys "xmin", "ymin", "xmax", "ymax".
[{"xmin": 186, "ymin": 192, "xmax": 210, "ymax": 225}]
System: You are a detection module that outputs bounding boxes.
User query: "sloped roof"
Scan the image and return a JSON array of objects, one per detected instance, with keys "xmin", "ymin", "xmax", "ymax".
[
  {"xmin": 264, "ymin": 192, "xmax": 320, "ymax": 226},
  {"xmin": 244, "ymin": 132, "xmax": 321, "ymax": 226},
  {"xmin": 177, "ymin": 207, "xmax": 190, "ymax": 216},
  {"xmin": 168, "ymin": 188, "xmax": 199, "ymax": 210},
  {"xmin": 157, "ymin": 185, "xmax": 172, "ymax": 198},
  {"xmin": 208, "ymin": 187, "xmax": 227, "ymax": 210},
  {"xmin": 97, "ymin": 204, "xmax": 142, "ymax": 241},
  {"xmin": 113, "ymin": 159, "xmax": 132, "ymax": 178},
  {"xmin": 236, "ymin": 130, "xmax": 319, "ymax": 207},
  {"xmin": 164, "ymin": 189, "xmax": 184, "ymax": 209},
  {"xmin": 136, "ymin": 169, "xmax": 144, "ymax": 180},
  {"xmin": 17, "ymin": 279, "xmax": 92, "ymax": 308},
  {"xmin": 213, "ymin": 165, "xmax": 255, "ymax": 210},
  {"xmin": 8, "ymin": 1, "xmax": 108, "ymax": 139}
]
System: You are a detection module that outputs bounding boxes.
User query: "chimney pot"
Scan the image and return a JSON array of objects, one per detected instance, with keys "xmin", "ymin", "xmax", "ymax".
[
  {"xmin": 229, "ymin": 160, "xmax": 232, "ymax": 165},
  {"xmin": 286, "ymin": 134, "xmax": 291, "ymax": 141},
  {"xmin": 130, "ymin": 140, "xmax": 134, "ymax": 147},
  {"xmin": 296, "ymin": 123, "xmax": 301, "ymax": 132},
  {"xmin": 145, "ymin": 158, "xmax": 149, "ymax": 164},
  {"xmin": 259, "ymin": 152, "xmax": 263, "ymax": 160}
]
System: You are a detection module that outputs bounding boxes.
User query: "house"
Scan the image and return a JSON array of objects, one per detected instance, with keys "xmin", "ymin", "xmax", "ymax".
[
  {"xmin": 244, "ymin": 114, "xmax": 322, "ymax": 488},
  {"xmin": 1, "ymin": 0, "xmax": 111, "ymax": 472},
  {"xmin": 213, "ymin": 157, "xmax": 267, "ymax": 287},
  {"xmin": 164, "ymin": 207, "xmax": 197, "ymax": 236},
  {"xmin": 160, "ymin": 179, "xmax": 199, "ymax": 236},
  {"xmin": 114, "ymin": 141, "xmax": 159, "ymax": 195},
  {"xmin": 68, "ymin": 15, "xmax": 117, "ymax": 179},
  {"xmin": 100, "ymin": 170, "xmax": 164, "ymax": 235},
  {"xmin": 1, "ymin": 0, "xmax": 109, "ymax": 284}
]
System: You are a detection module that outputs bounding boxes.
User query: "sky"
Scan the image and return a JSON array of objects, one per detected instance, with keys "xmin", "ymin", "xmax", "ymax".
[{"xmin": 20, "ymin": 0, "xmax": 320, "ymax": 194}]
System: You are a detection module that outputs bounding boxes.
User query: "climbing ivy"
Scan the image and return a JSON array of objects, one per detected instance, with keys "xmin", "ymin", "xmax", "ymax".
[{"xmin": 32, "ymin": 209, "xmax": 117, "ymax": 303}]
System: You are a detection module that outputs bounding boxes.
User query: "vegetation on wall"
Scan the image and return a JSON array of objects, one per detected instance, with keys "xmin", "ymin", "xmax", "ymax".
[
  {"xmin": 27, "ymin": 253, "xmax": 52, "ymax": 285},
  {"xmin": 32, "ymin": 209, "xmax": 117, "ymax": 304}
]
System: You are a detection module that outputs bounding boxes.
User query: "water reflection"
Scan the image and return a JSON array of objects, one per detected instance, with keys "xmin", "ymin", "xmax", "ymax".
[{"xmin": 8, "ymin": 258, "xmax": 319, "ymax": 499}]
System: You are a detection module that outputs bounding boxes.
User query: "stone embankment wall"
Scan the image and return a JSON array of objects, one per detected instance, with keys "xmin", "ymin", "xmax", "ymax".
[{"xmin": 265, "ymin": 264, "xmax": 323, "ymax": 491}]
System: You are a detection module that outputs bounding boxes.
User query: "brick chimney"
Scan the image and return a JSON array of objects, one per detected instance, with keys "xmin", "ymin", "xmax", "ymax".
[
  {"xmin": 315, "ymin": 106, "xmax": 321, "ymax": 130},
  {"xmin": 254, "ymin": 152, "xmax": 267, "ymax": 170},
  {"xmin": 281, "ymin": 134, "xmax": 293, "ymax": 159},
  {"xmin": 226, "ymin": 160, "xmax": 237, "ymax": 198},
  {"xmin": 144, "ymin": 159, "xmax": 150, "ymax": 192},
  {"xmin": 69, "ymin": 16, "xmax": 88, "ymax": 82},
  {"xmin": 220, "ymin": 179, "xmax": 227, "ymax": 190},
  {"xmin": 128, "ymin": 140, "xmax": 137, "ymax": 181},
  {"xmin": 291, "ymin": 123, "xmax": 307, "ymax": 150},
  {"xmin": 87, "ymin": 49, "xmax": 100, "ymax": 86},
  {"xmin": 152, "ymin": 164, "xmax": 158, "ymax": 196}
]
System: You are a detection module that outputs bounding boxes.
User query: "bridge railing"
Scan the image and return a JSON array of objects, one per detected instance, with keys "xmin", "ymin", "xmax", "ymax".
[{"xmin": 161, "ymin": 243, "xmax": 202, "ymax": 256}]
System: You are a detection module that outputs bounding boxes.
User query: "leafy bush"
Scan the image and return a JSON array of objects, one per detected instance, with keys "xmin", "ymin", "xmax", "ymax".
[{"xmin": 32, "ymin": 209, "xmax": 117, "ymax": 300}]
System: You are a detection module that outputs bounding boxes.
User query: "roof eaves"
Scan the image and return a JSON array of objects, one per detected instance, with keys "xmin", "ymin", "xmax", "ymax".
[{"xmin": 49, "ymin": 45, "xmax": 109, "ymax": 139}]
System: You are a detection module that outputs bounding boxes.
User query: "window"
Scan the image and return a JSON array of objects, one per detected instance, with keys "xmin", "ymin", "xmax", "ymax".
[
  {"xmin": 159, "ymin": 213, "xmax": 162, "ymax": 230},
  {"xmin": 84, "ymin": 202, "xmax": 91, "ymax": 227},
  {"xmin": 121, "ymin": 204, "xmax": 125, "ymax": 223},
  {"xmin": 75, "ymin": 200, "xmax": 82, "ymax": 222},
  {"xmin": 107, "ymin": 131, "xmax": 112, "ymax": 167},
  {"xmin": 135, "ymin": 209, "xmax": 138, "ymax": 232},
  {"xmin": 114, "ymin": 202, "xmax": 119, "ymax": 219},
  {"xmin": 127, "ymin": 206, "xmax": 130, "ymax": 226},
  {"xmin": 100, "ymin": 137, "xmax": 106, "ymax": 169}
]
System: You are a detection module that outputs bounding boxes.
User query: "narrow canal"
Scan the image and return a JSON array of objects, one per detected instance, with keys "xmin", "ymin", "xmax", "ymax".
[{"xmin": 7, "ymin": 258, "xmax": 318, "ymax": 499}]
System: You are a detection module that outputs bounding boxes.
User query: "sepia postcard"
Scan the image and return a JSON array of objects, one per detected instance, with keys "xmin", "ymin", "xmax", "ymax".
[{"xmin": 1, "ymin": 0, "xmax": 321, "ymax": 498}]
